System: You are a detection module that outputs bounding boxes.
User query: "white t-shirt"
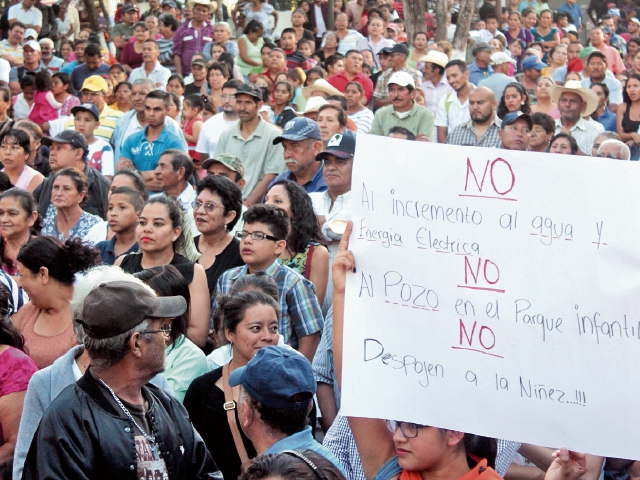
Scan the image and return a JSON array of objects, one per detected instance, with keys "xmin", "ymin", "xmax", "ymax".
[
  {"xmin": 0, "ymin": 59, "xmax": 9, "ymax": 83},
  {"xmin": 195, "ymin": 113, "xmax": 239, "ymax": 157},
  {"xmin": 87, "ymin": 138, "xmax": 115, "ymax": 176},
  {"xmin": 315, "ymin": 4, "xmax": 327, "ymax": 37},
  {"xmin": 8, "ymin": 3, "xmax": 42, "ymax": 27}
]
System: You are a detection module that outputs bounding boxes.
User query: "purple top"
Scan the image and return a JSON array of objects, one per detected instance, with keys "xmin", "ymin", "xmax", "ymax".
[
  {"xmin": 172, "ymin": 20, "xmax": 215, "ymax": 75},
  {"xmin": 503, "ymin": 28, "xmax": 534, "ymax": 58}
]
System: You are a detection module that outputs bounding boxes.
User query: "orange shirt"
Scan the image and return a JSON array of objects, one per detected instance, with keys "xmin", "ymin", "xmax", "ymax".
[{"xmin": 400, "ymin": 458, "xmax": 503, "ymax": 480}]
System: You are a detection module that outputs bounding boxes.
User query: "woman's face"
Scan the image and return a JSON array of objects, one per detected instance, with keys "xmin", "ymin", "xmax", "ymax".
[
  {"xmin": 109, "ymin": 173, "xmax": 137, "ymax": 196},
  {"xmin": 51, "ymin": 175, "xmax": 84, "ymax": 210},
  {"xmin": 414, "ymin": 33, "xmax": 427, "ymax": 50},
  {"xmin": 273, "ymin": 83, "xmax": 292, "ymax": 106},
  {"xmin": 105, "ymin": 78, "xmax": 114, "ymax": 97},
  {"xmin": 116, "ymin": 84, "xmax": 132, "ymax": 103},
  {"xmin": 551, "ymin": 46, "xmax": 567, "ymax": 66},
  {"xmin": 335, "ymin": 13, "xmax": 348, "ymax": 30},
  {"xmin": 627, "ymin": 77, "xmax": 640, "ymax": 102},
  {"xmin": 392, "ymin": 425, "xmax": 454, "ymax": 472},
  {"xmin": 629, "ymin": 41, "xmax": 639, "ymax": 58},
  {"xmin": 193, "ymin": 189, "xmax": 235, "ymax": 235},
  {"xmin": 334, "ymin": 0, "xmax": 343, "ymax": 11},
  {"xmin": 225, "ymin": 303, "xmax": 279, "ymax": 364},
  {"xmin": 504, "ymin": 86, "xmax": 523, "ymax": 112},
  {"xmin": 0, "ymin": 196, "xmax": 34, "ymax": 239},
  {"xmin": 329, "ymin": 59, "xmax": 344, "ymax": 74},
  {"xmin": 305, "ymin": 72, "xmax": 321, "ymax": 86},
  {"xmin": 539, "ymin": 11, "xmax": 551, "ymax": 28},
  {"xmin": 0, "ymin": 138, "xmax": 28, "ymax": 170},
  {"xmin": 264, "ymin": 184, "xmax": 292, "ymax": 217},
  {"xmin": 345, "ymin": 83, "xmax": 363, "ymax": 108},
  {"xmin": 167, "ymin": 78, "xmax": 184, "ymax": 96},
  {"xmin": 550, "ymin": 137, "xmax": 573, "ymax": 154},
  {"xmin": 509, "ymin": 41, "xmax": 522, "ymax": 57},
  {"xmin": 210, "ymin": 44, "xmax": 225, "ymax": 61},
  {"xmin": 51, "ymin": 76, "xmax": 67, "ymax": 95},
  {"xmin": 325, "ymin": 33, "xmax": 338, "ymax": 49},
  {"xmin": 16, "ymin": 261, "xmax": 44, "ymax": 303},
  {"xmin": 508, "ymin": 14, "xmax": 521, "ymax": 30},
  {"xmin": 536, "ymin": 78, "xmax": 552, "ymax": 99},
  {"xmin": 300, "ymin": 0, "xmax": 309, "ymax": 12},
  {"xmin": 292, "ymin": 10, "xmax": 305, "ymax": 26},
  {"xmin": 137, "ymin": 202, "xmax": 180, "ymax": 254},
  {"xmin": 525, "ymin": 12, "xmax": 537, "ymax": 29},
  {"xmin": 592, "ymin": 85, "xmax": 607, "ymax": 108},
  {"xmin": 261, "ymin": 47, "xmax": 273, "ymax": 66},
  {"xmin": 209, "ymin": 68, "xmax": 227, "ymax": 91},
  {"xmin": 134, "ymin": 26, "xmax": 149, "ymax": 42},
  {"xmin": 111, "ymin": 68, "xmax": 127, "ymax": 83},
  {"xmin": 61, "ymin": 43, "xmax": 72, "ymax": 60}
]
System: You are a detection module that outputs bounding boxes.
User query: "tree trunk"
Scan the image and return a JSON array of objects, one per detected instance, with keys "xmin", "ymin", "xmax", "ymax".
[
  {"xmin": 451, "ymin": 0, "xmax": 474, "ymax": 59},
  {"xmin": 327, "ymin": 0, "xmax": 335, "ymax": 31},
  {"xmin": 433, "ymin": 0, "xmax": 447, "ymax": 43},
  {"xmin": 82, "ymin": 0, "xmax": 100, "ymax": 34},
  {"xmin": 97, "ymin": 0, "xmax": 111, "ymax": 27},
  {"xmin": 402, "ymin": 0, "xmax": 427, "ymax": 43}
]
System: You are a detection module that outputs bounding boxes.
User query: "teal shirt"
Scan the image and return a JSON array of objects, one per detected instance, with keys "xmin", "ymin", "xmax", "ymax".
[
  {"xmin": 165, "ymin": 335, "xmax": 209, "ymax": 403},
  {"xmin": 370, "ymin": 102, "xmax": 435, "ymax": 139},
  {"xmin": 121, "ymin": 125, "xmax": 188, "ymax": 172}
]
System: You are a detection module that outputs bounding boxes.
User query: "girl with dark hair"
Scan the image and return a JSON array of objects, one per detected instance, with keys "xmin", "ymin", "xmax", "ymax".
[
  {"xmin": 11, "ymin": 236, "xmax": 100, "ymax": 368},
  {"xmin": 135, "ymin": 264, "xmax": 208, "ymax": 403},
  {"xmin": 194, "ymin": 175, "xmax": 245, "ymax": 296},
  {"xmin": 108, "ymin": 81, "xmax": 132, "ymax": 113},
  {"xmin": 497, "ymin": 82, "xmax": 532, "ymax": 119},
  {"xmin": 265, "ymin": 180, "xmax": 329, "ymax": 306},
  {"xmin": 272, "ymin": 81, "xmax": 297, "ymax": 128},
  {"xmin": 549, "ymin": 132, "xmax": 578, "ymax": 155},
  {"xmin": 0, "ymin": 284, "xmax": 38, "ymax": 479},
  {"xmin": 240, "ymin": 450, "xmax": 346, "ymax": 480},
  {"xmin": 51, "ymin": 72, "xmax": 80, "ymax": 117},
  {"xmin": 40, "ymin": 168, "xmax": 102, "ymax": 242},
  {"xmin": 29, "ymin": 71, "xmax": 62, "ymax": 126},
  {"xmin": 207, "ymin": 62, "xmax": 231, "ymax": 107},
  {"xmin": 0, "ymin": 130, "xmax": 44, "ymax": 192},
  {"xmin": 0, "ymin": 188, "xmax": 40, "ymax": 276},
  {"xmin": 117, "ymin": 197, "xmax": 211, "ymax": 348},
  {"xmin": 184, "ymin": 288, "xmax": 281, "ymax": 480},
  {"xmin": 616, "ymin": 73, "xmax": 640, "ymax": 159}
]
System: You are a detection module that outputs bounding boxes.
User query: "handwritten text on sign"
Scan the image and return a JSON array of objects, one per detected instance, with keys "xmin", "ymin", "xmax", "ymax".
[{"xmin": 340, "ymin": 135, "xmax": 640, "ymax": 459}]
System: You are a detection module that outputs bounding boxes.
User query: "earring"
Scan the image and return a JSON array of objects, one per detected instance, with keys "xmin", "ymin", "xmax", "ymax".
[{"xmin": 521, "ymin": 101, "xmax": 525, "ymax": 105}]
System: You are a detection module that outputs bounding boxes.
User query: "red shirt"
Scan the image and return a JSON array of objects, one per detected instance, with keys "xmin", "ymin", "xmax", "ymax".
[{"xmin": 327, "ymin": 70, "xmax": 374, "ymax": 102}]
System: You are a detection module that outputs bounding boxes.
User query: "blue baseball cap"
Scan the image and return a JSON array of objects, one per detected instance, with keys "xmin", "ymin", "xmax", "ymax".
[
  {"xmin": 71, "ymin": 103, "xmax": 100, "ymax": 121},
  {"xmin": 228, "ymin": 346, "xmax": 316, "ymax": 409},
  {"xmin": 501, "ymin": 111, "xmax": 532, "ymax": 130},
  {"xmin": 522, "ymin": 56, "xmax": 547, "ymax": 71},
  {"xmin": 273, "ymin": 117, "xmax": 322, "ymax": 144}
]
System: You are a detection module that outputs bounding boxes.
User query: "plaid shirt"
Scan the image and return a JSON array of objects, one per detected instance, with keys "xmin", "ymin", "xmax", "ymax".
[
  {"xmin": 172, "ymin": 20, "xmax": 214, "ymax": 75},
  {"xmin": 213, "ymin": 260, "xmax": 324, "ymax": 349},
  {"xmin": 373, "ymin": 65, "xmax": 422, "ymax": 100},
  {"xmin": 446, "ymin": 116, "xmax": 502, "ymax": 148}
]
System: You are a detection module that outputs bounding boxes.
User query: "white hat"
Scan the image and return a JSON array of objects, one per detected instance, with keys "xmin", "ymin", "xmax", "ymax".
[
  {"xmin": 24, "ymin": 28, "xmax": 37, "ymax": 39},
  {"xmin": 187, "ymin": 0, "xmax": 218, "ymax": 12},
  {"xmin": 23, "ymin": 40, "xmax": 41, "ymax": 52},
  {"xmin": 549, "ymin": 80, "xmax": 599, "ymax": 117},
  {"xmin": 302, "ymin": 79, "xmax": 344, "ymax": 100},
  {"xmin": 490, "ymin": 51, "xmax": 516, "ymax": 66},
  {"xmin": 417, "ymin": 50, "xmax": 449, "ymax": 69},
  {"xmin": 296, "ymin": 96, "xmax": 329, "ymax": 116},
  {"xmin": 388, "ymin": 71, "xmax": 415, "ymax": 88}
]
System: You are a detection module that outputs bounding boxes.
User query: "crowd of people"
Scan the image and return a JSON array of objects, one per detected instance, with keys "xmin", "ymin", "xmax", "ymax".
[{"xmin": 0, "ymin": 0, "xmax": 636, "ymax": 477}]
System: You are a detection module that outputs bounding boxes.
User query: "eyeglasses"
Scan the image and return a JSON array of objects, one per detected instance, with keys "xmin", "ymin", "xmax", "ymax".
[
  {"xmin": 192, "ymin": 200, "xmax": 222, "ymax": 212},
  {"xmin": 235, "ymin": 230, "xmax": 280, "ymax": 242},
  {"xmin": 142, "ymin": 324, "xmax": 171, "ymax": 336},
  {"xmin": 385, "ymin": 419, "xmax": 428, "ymax": 438}
]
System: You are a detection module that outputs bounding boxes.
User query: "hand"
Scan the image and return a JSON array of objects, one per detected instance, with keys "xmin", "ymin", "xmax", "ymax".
[
  {"xmin": 117, "ymin": 158, "xmax": 134, "ymax": 171},
  {"xmin": 545, "ymin": 448, "xmax": 587, "ymax": 480},
  {"xmin": 332, "ymin": 220, "xmax": 355, "ymax": 295},
  {"xmin": 416, "ymin": 133, "xmax": 431, "ymax": 142}
]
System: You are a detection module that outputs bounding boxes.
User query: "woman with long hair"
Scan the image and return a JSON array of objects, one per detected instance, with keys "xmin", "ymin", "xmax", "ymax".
[
  {"xmin": 497, "ymin": 82, "xmax": 532, "ymax": 119},
  {"xmin": 407, "ymin": 32, "xmax": 428, "ymax": 70},
  {"xmin": 531, "ymin": 76, "xmax": 560, "ymax": 119},
  {"xmin": 11, "ymin": 236, "xmax": 99, "ymax": 368},
  {"xmin": 315, "ymin": 32, "xmax": 339, "ymax": 64},
  {"xmin": 0, "ymin": 189, "xmax": 40, "ymax": 277},
  {"xmin": 136, "ymin": 264, "xmax": 208, "ymax": 402},
  {"xmin": 117, "ymin": 196, "xmax": 211, "ymax": 348},
  {"xmin": 502, "ymin": 11, "xmax": 533, "ymax": 58},
  {"xmin": 238, "ymin": 20, "xmax": 265, "ymax": 81},
  {"xmin": 207, "ymin": 62, "xmax": 230, "ymax": 107},
  {"xmin": 0, "ymin": 130, "xmax": 43, "ymax": 192},
  {"xmin": 616, "ymin": 72, "xmax": 640, "ymax": 159},
  {"xmin": 264, "ymin": 180, "xmax": 329, "ymax": 306},
  {"xmin": 542, "ymin": 45, "xmax": 567, "ymax": 79}
]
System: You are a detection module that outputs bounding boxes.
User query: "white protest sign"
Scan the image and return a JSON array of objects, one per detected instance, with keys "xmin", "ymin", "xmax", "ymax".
[{"xmin": 340, "ymin": 134, "xmax": 640, "ymax": 459}]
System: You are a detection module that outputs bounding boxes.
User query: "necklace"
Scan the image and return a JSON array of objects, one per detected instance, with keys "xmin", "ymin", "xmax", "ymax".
[{"xmin": 98, "ymin": 378, "xmax": 160, "ymax": 461}]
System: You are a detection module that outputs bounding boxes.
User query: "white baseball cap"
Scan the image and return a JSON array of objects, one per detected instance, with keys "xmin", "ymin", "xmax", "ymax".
[
  {"xmin": 490, "ymin": 51, "xmax": 516, "ymax": 66},
  {"xmin": 23, "ymin": 40, "xmax": 41, "ymax": 52},
  {"xmin": 24, "ymin": 28, "xmax": 37, "ymax": 39},
  {"xmin": 388, "ymin": 71, "xmax": 415, "ymax": 88}
]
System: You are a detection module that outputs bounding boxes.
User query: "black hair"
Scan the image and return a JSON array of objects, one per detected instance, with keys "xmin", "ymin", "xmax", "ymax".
[
  {"xmin": 0, "ymin": 129, "xmax": 31, "ymax": 157},
  {"xmin": 345, "ymin": 81, "xmax": 364, "ymax": 95},
  {"xmin": 281, "ymin": 27, "xmax": 296, "ymax": 37},
  {"xmin": 304, "ymin": 67, "xmax": 326, "ymax": 85},
  {"xmin": 590, "ymin": 81, "xmax": 610, "ymax": 101},
  {"xmin": 623, "ymin": 74, "xmax": 640, "ymax": 104},
  {"xmin": 19, "ymin": 72, "xmax": 36, "ymax": 90},
  {"xmin": 84, "ymin": 43, "xmax": 101, "ymax": 58},
  {"xmin": 207, "ymin": 61, "xmax": 230, "ymax": 88},
  {"xmin": 230, "ymin": 271, "xmax": 279, "ymax": 301},
  {"xmin": 218, "ymin": 289, "xmax": 280, "ymax": 334},
  {"xmin": 259, "ymin": 85, "xmax": 270, "ymax": 103},
  {"xmin": 485, "ymin": 13, "xmax": 498, "ymax": 21},
  {"xmin": 112, "ymin": 169, "xmax": 149, "ymax": 201},
  {"xmin": 550, "ymin": 132, "xmax": 578, "ymax": 154},
  {"xmin": 318, "ymin": 104, "xmax": 347, "ymax": 128},
  {"xmin": 247, "ymin": 393, "xmax": 312, "ymax": 436},
  {"xmin": 445, "ymin": 59, "xmax": 467, "ymax": 73},
  {"xmin": 135, "ymin": 264, "xmax": 189, "ymax": 348},
  {"xmin": 0, "ymin": 173, "xmax": 12, "ymax": 194},
  {"xmin": 530, "ymin": 112, "xmax": 555, "ymax": 134},
  {"xmin": 244, "ymin": 19, "xmax": 264, "ymax": 35},
  {"xmin": 146, "ymin": 89, "xmax": 171, "ymax": 108},
  {"xmin": 464, "ymin": 435, "xmax": 497, "ymax": 469},
  {"xmin": 196, "ymin": 174, "xmax": 243, "ymax": 231},
  {"xmin": 388, "ymin": 126, "xmax": 416, "ymax": 140},
  {"xmin": 223, "ymin": 78, "xmax": 243, "ymax": 90},
  {"xmin": 497, "ymin": 82, "xmax": 531, "ymax": 119},
  {"xmin": 168, "ymin": 74, "xmax": 185, "ymax": 89},
  {"xmin": 143, "ymin": 196, "xmax": 184, "ymax": 252},
  {"xmin": 9, "ymin": 21, "xmax": 25, "ymax": 31},
  {"xmin": 114, "ymin": 81, "xmax": 132, "ymax": 95},
  {"xmin": 239, "ymin": 450, "xmax": 347, "ymax": 480},
  {"xmin": 261, "ymin": 42, "xmax": 276, "ymax": 53},
  {"xmin": 34, "ymin": 70, "xmax": 53, "ymax": 93},
  {"xmin": 159, "ymin": 13, "xmax": 179, "ymax": 31},
  {"xmin": 326, "ymin": 94, "xmax": 347, "ymax": 111},
  {"xmin": 17, "ymin": 236, "xmax": 100, "ymax": 285},
  {"xmin": 134, "ymin": 21, "xmax": 149, "ymax": 30},
  {"xmin": 184, "ymin": 93, "xmax": 205, "ymax": 112},
  {"xmin": 243, "ymin": 204, "xmax": 290, "ymax": 241},
  {"xmin": 0, "ymin": 86, "xmax": 9, "ymax": 103},
  {"xmin": 110, "ymin": 186, "xmax": 145, "ymax": 212},
  {"xmin": 160, "ymin": 148, "xmax": 195, "ymax": 183},
  {"xmin": 53, "ymin": 168, "xmax": 89, "ymax": 207},
  {"xmin": 325, "ymin": 54, "xmax": 344, "ymax": 72},
  {"xmin": 0, "ymin": 288, "xmax": 24, "ymax": 350},
  {"xmin": 169, "ymin": 93, "xmax": 182, "ymax": 112},
  {"xmin": 218, "ymin": 53, "xmax": 236, "ymax": 79},
  {"xmin": 267, "ymin": 180, "xmax": 323, "ymax": 257}
]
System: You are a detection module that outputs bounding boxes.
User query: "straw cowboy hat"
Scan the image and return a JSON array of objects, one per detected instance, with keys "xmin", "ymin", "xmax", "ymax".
[
  {"xmin": 188, "ymin": 0, "xmax": 218, "ymax": 13},
  {"xmin": 296, "ymin": 96, "xmax": 329, "ymax": 116},
  {"xmin": 302, "ymin": 79, "xmax": 343, "ymax": 100},
  {"xmin": 550, "ymin": 80, "xmax": 599, "ymax": 117},
  {"xmin": 417, "ymin": 50, "xmax": 449, "ymax": 69}
]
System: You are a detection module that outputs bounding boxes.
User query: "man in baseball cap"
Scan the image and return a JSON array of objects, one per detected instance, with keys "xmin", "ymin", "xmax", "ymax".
[
  {"xmin": 184, "ymin": 56, "xmax": 209, "ymax": 96},
  {"xmin": 469, "ymin": 42, "xmax": 496, "ymax": 86},
  {"xmin": 478, "ymin": 51, "xmax": 517, "ymax": 101},
  {"xmin": 268, "ymin": 117, "xmax": 326, "ymax": 194},
  {"xmin": 8, "ymin": 39, "xmax": 44, "ymax": 95},
  {"xmin": 231, "ymin": 346, "xmax": 345, "ymax": 472},
  {"xmin": 499, "ymin": 111, "xmax": 532, "ymax": 151},
  {"xmin": 374, "ymin": 42, "xmax": 422, "ymax": 109},
  {"xmin": 370, "ymin": 71, "xmax": 435, "ymax": 141}
]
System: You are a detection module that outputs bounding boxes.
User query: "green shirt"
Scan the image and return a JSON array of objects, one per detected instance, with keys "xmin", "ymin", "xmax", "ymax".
[
  {"xmin": 111, "ymin": 23, "xmax": 135, "ymax": 57},
  {"xmin": 165, "ymin": 336, "xmax": 209, "ymax": 403},
  {"xmin": 369, "ymin": 102, "xmax": 435, "ymax": 139}
]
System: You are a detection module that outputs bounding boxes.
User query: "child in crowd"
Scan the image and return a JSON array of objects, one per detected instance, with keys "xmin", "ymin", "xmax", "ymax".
[
  {"xmin": 287, "ymin": 68, "xmax": 306, "ymax": 110},
  {"xmin": 182, "ymin": 94, "xmax": 205, "ymax": 176},
  {"xmin": 201, "ymin": 95, "xmax": 218, "ymax": 122},
  {"xmin": 508, "ymin": 38, "xmax": 524, "ymax": 74},
  {"xmin": 28, "ymin": 71, "xmax": 61, "ymax": 125},
  {"xmin": 71, "ymin": 104, "xmax": 115, "ymax": 176},
  {"xmin": 273, "ymin": 81, "xmax": 297, "ymax": 127},
  {"xmin": 258, "ymin": 86, "xmax": 274, "ymax": 123},
  {"xmin": 95, "ymin": 186, "xmax": 143, "ymax": 265},
  {"xmin": 167, "ymin": 74, "xmax": 185, "ymax": 99},
  {"xmin": 394, "ymin": 18, "xmax": 408, "ymax": 43}
]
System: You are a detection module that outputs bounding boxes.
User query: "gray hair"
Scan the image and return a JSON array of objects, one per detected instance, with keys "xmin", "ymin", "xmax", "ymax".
[
  {"xmin": 214, "ymin": 21, "xmax": 232, "ymax": 33},
  {"xmin": 598, "ymin": 139, "xmax": 631, "ymax": 160},
  {"xmin": 71, "ymin": 266, "xmax": 155, "ymax": 345},
  {"xmin": 132, "ymin": 77, "xmax": 157, "ymax": 91},
  {"xmin": 83, "ymin": 320, "xmax": 152, "ymax": 369}
]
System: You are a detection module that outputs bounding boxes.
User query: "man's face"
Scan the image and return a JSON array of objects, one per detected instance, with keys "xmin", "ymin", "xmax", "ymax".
[
  {"xmin": 344, "ymin": 52, "xmax": 363, "ymax": 75},
  {"xmin": 445, "ymin": 65, "xmax": 468, "ymax": 92},
  {"xmin": 567, "ymin": 43, "xmax": 582, "ymax": 61},
  {"xmin": 602, "ymin": 18, "xmax": 615, "ymax": 31},
  {"xmin": 9, "ymin": 26, "xmax": 24, "ymax": 44},
  {"xmin": 486, "ymin": 18, "xmax": 498, "ymax": 33},
  {"xmin": 282, "ymin": 139, "xmax": 320, "ymax": 175},
  {"xmin": 75, "ymin": 44, "xmax": 86, "ymax": 63},
  {"xmin": 629, "ymin": 21, "xmax": 639, "ymax": 34},
  {"xmin": 390, "ymin": 52, "xmax": 406, "ymax": 70},
  {"xmin": 476, "ymin": 50, "xmax": 491, "ymax": 65},
  {"xmin": 81, "ymin": 89, "xmax": 105, "ymax": 110},
  {"xmin": 524, "ymin": 67, "xmax": 541, "ymax": 82},
  {"xmin": 378, "ymin": 52, "xmax": 391, "ymax": 70},
  {"xmin": 22, "ymin": 0, "xmax": 35, "ymax": 8},
  {"xmin": 40, "ymin": 43, "xmax": 52, "ymax": 60},
  {"xmin": 48, "ymin": 143, "xmax": 81, "ymax": 171},
  {"xmin": 529, "ymin": 125, "xmax": 552, "ymax": 150},
  {"xmin": 499, "ymin": 119, "xmax": 531, "ymax": 151},
  {"xmin": 236, "ymin": 94, "xmax": 260, "ymax": 123},
  {"xmin": 162, "ymin": 4, "xmax": 175, "ymax": 15},
  {"xmin": 317, "ymin": 108, "xmax": 344, "ymax": 144},
  {"xmin": 193, "ymin": 4, "xmax": 209, "ymax": 22},
  {"xmin": 280, "ymin": 32, "xmax": 296, "ymax": 51},
  {"xmin": 590, "ymin": 29, "xmax": 604, "ymax": 47},
  {"xmin": 558, "ymin": 92, "xmax": 585, "ymax": 122},
  {"xmin": 191, "ymin": 63, "xmax": 206, "ymax": 82},
  {"xmin": 469, "ymin": 90, "xmax": 494, "ymax": 123},
  {"xmin": 145, "ymin": 98, "xmax": 167, "ymax": 127},
  {"xmin": 142, "ymin": 42, "xmax": 160, "ymax": 63},
  {"xmin": 206, "ymin": 162, "xmax": 242, "ymax": 186},
  {"xmin": 155, "ymin": 154, "xmax": 180, "ymax": 190},
  {"xmin": 22, "ymin": 45, "xmax": 41, "ymax": 65},
  {"xmin": 270, "ymin": 51, "xmax": 286, "ymax": 71},
  {"xmin": 221, "ymin": 87, "xmax": 237, "ymax": 115},
  {"xmin": 85, "ymin": 54, "xmax": 101, "ymax": 70},
  {"xmin": 587, "ymin": 56, "xmax": 606, "ymax": 81},
  {"xmin": 124, "ymin": 10, "xmax": 137, "ymax": 25},
  {"xmin": 323, "ymin": 153, "xmax": 353, "ymax": 192},
  {"xmin": 149, "ymin": 0, "xmax": 158, "ymax": 9},
  {"xmin": 389, "ymin": 84, "xmax": 414, "ymax": 111},
  {"xmin": 131, "ymin": 84, "xmax": 151, "ymax": 112}
]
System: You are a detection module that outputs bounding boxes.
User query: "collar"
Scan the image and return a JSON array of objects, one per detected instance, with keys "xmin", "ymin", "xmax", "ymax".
[
  {"xmin": 230, "ymin": 259, "xmax": 280, "ymax": 280},
  {"xmin": 558, "ymin": 117, "xmax": 587, "ymax": 131},
  {"xmin": 264, "ymin": 426, "xmax": 315, "ymax": 455},
  {"xmin": 233, "ymin": 115, "xmax": 266, "ymax": 140},
  {"xmin": 464, "ymin": 115, "xmax": 501, "ymax": 129},
  {"xmin": 187, "ymin": 20, "xmax": 210, "ymax": 29},
  {"xmin": 392, "ymin": 102, "xmax": 420, "ymax": 118},
  {"xmin": 143, "ymin": 124, "xmax": 168, "ymax": 140}
]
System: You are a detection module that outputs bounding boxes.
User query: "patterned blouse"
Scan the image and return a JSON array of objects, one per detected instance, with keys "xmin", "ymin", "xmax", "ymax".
[
  {"xmin": 279, "ymin": 241, "xmax": 321, "ymax": 279},
  {"xmin": 41, "ymin": 205, "xmax": 102, "ymax": 242}
]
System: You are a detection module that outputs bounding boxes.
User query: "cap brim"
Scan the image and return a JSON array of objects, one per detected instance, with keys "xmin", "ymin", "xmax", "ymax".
[
  {"xmin": 41, "ymin": 136, "xmax": 71, "ymax": 146},
  {"xmin": 150, "ymin": 295, "xmax": 188, "ymax": 319},
  {"xmin": 228, "ymin": 365, "xmax": 246, "ymax": 387},
  {"xmin": 273, "ymin": 133, "xmax": 319, "ymax": 144},
  {"xmin": 316, "ymin": 150, "xmax": 353, "ymax": 161}
]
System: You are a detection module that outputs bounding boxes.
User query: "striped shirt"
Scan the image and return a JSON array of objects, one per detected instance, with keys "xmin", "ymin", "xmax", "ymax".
[
  {"xmin": 0, "ymin": 39, "xmax": 22, "ymax": 62},
  {"xmin": 64, "ymin": 104, "xmax": 123, "ymax": 142},
  {"xmin": 349, "ymin": 108, "xmax": 374, "ymax": 134},
  {"xmin": 213, "ymin": 260, "xmax": 324, "ymax": 349}
]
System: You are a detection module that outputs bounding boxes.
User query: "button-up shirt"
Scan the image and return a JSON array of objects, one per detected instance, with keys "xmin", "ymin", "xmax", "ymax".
[
  {"xmin": 172, "ymin": 21, "xmax": 214, "ymax": 75},
  {"xmin": 373, "ymin": 65, "xmax": 422, "ymax": 100},
  {"xmin": 435, "ymin": 86, "xmax": 475, "ymax": 136},
  {"xmin": 447, "ymin": 115, "xmax": 502, "ymax": 148},
  {"xmin": 421, "ymin": 74, "xmax": 454, "ymax": 116},
  {"xmin": 96, "ymin": 236, "xmax": 139, "ymax": 265},
  {"xmin": 214, "ymin": 260, "xmax": 324, "ymax": 349},
  {"xmin": 129, "ymin": 61, "xmax": 172, "ymax": 90},
  {"xmin": 581, "ymin": 76, "xmax": 623, "ymax": 105},
  {"xmin": 554, "ymin": 117, "xmax": 604, "ymax": 154},
  {"xmin": 468, "ymin": 61, "xmax": 494, "ymax": 86},
  {"xmin": 328, "ymin": 70, "xmax": 374, "ymax": 102}
]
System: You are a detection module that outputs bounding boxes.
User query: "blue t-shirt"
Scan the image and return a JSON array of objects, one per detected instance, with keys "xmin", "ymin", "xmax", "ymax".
[
  {"xmin": 60, "ymin": 60, "xmax": 78, "ymax": 74},
  {"xmin": 121, "ymin": 126, "xmax": 187, "ymax": 172},
  {"xmin": 598, "ymin": 108, "xmax": 616, "ymax": 132},
  {"xmin": 70, "ymin": 63, "xmax": 111, "ymax": 92}
]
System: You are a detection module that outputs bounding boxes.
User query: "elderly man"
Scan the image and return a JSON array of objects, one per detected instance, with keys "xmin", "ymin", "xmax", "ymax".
[
  {"xmin": 370, "ymin": 71, "xmax": 434, "ymax": 140},
  {"xmin": 22, "ymin": 280, "xmax": 222, "ymax": 479},
  {"xmin": 154, "ymin": 149, "xmax": 197, "ymax": 211},
  {"xmin": 499, "ymin": 111, "xmax": 532, "ymax": 151},
  {"xmin": 478, "ymin": 51, "xmax": 515, "ymax": 103},
  {"xmin": 373, "ymin": 44, "xmax": 421, "ymax": 109},
  {"xmin": 447, "ymin": 87, "xmax": 500, "ymax": 148},
  {"xmin": 596, "ymin": 139, "xmax": 631, "ymax": 159},
  {"xmin": 8, "ymin": 39, "xmax": 45, "ymax": 95},
  {"xmin": 8, "ymin": 0, "xmax": 41, "ymax": 33},
  {"xmin": 551, "ymin": 80, "xmax": 604, "ymax": 154},
  {"xmin": 270, "ymin": 117, "xmax": 326, "ymax": 194},
  {"xmin": 172, "ymin": 0, "xmax": 215, "ymax": 76},
  {"xmin": 419, "ymin": 50, "xmax": 452, "ymax": 116},
  {"xmin": 0, "ymin": 22, "xmax": 24, "ymax": 67},
  {"xmin": 328, "ymin": 50, "xmax": 374, "ymax": 103},
  {"xmin": 580, "ymin": 51, "xmax": 623, "ymax": 111},
  {"xmin": 129, "ymin": 39, "xmax": 171, "ymax": 90},
  {"xmin": 468, "ymin": 42, "xmax": 495, "ymax": 86},
  {"xmin": 70, "ymin": 43, "xmax": 110, "ymax": 93},
  {"xmin": 231, "ymin": 346, "xmax": 345, "ymax": 472},
  {"xmin": 39, "ymin": 38, "xmax": 63, "ymax": 73}
]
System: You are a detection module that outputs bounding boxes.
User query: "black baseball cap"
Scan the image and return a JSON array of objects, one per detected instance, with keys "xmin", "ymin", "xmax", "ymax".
[
  {"xmin": 41, "ymin": 130, "xmax": 89, "ymax": 156},
  {"xmin": 236, "ymin": 83, "xmax": 263, "ymax": 102},
  {"xmin": 316, "ymin": 133, "xmax": 356, "ymax": 160}
]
